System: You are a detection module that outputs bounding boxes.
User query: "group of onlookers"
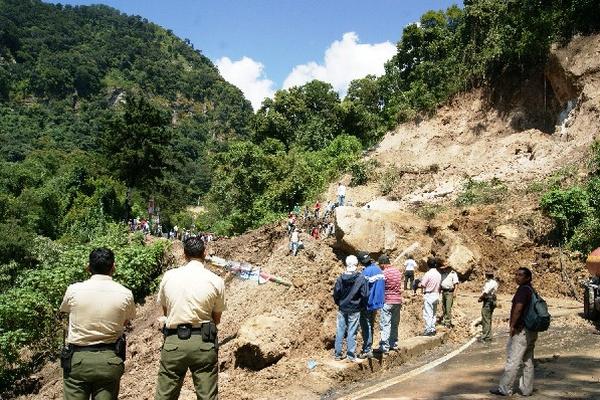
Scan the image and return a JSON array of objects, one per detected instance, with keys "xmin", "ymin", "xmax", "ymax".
[{"xmin": 333, "ymin": 251, "xmax": 402, "ymax": 360}]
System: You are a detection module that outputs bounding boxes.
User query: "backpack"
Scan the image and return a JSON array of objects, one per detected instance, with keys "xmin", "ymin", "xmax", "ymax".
[{"xmin": 523, "ymin": 286, "xmax": 551, "ymax": 332}]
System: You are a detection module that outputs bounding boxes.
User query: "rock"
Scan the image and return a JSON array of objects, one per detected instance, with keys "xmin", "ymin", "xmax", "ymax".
[
  {"xmin": 334, "ymin": 206, "xmax": 426, "ymax": 255},
  {"xmin": 433, "ymin": 230, "xmax": 481, "ymax": 277},
  {"xmin": 446, "ymin": 243, "xmax": 478, "ymax": 276},
  {"xmin": 320, "ymin": 312, "xmax": 337, "ymax": 349},
  {"xmin": 493, "ymin": 224, "xmax": 522, "ymax": 241},
  {"xmin": 234, "ymin": 315, "xmax": 288, "ymax": 370}
]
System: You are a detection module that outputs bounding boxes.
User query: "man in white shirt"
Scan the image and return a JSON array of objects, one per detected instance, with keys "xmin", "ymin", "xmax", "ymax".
[
  {"xmin": 440, "ymin": 262, "xmax": 460, "ymax": 327},
  {"xmin": 478, "ymin": 270, "xmax": 498, "ymax": 342},
  {"xmin": 155, "ymin": 237, "xmax": 226, "ymax": 400},
  {"xmin": 337, "ymin": 182, "xmax": 346, "ymax": 206},
  {"xmin": 403, "ymin": 255, "xmax": 417, "ymax": 290},
  {"xmin": 60, "ymin": 248, "xmax": 136, "ymax": 400}
]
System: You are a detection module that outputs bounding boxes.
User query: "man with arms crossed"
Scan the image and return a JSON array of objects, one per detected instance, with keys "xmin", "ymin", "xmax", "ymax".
[
  {"xmin": 155, "ymin": 236, "xmax": 226, "ymax": 400},
  {"xmin": 60, "ymin": 248, "xmax": 136, "ymax": 400}
]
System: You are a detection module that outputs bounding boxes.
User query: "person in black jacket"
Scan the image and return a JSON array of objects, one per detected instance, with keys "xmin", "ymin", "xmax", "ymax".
[{"xmin": 333, "ymin": 255, "xmax": 368, "ymax": 362}]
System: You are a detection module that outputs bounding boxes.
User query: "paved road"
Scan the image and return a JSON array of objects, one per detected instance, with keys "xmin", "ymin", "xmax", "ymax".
[{"xmin": 335, "ymin": 324, "xmax": 600, "ymax": 400}]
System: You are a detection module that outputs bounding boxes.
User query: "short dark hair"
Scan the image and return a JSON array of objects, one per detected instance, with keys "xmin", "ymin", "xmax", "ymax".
[
  {"xmin": 89, "ymin": 248, "xmax": 115, "ymax": 275},
  {"xmin": 427, "ymin": 256, "xmax": 438, "ymax": 269},
  {"xmin": 518, "ymin": 267, "xmax": 532, "ymax": 280},
  {"xmin": 184, "ymin": 236, "xmax": 206, "ymax": 258}
]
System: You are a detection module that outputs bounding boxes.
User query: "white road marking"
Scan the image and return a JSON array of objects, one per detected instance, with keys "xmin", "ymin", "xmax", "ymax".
[{"xmin": 339, "ymin": 337, "xmax": 478, "ymax": 400}]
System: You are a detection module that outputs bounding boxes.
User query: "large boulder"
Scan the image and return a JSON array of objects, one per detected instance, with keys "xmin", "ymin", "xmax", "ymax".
[
  {"xmin": 432, "ymin": 229, "xmax": 481, "ymax": 277},
  {"xmin": 334, "ymin": 206, "xmax": 426, "ymax": 255},
  {"xmin": 234, "ymin": 315, "xmax": 289, "ymax": 370},
  {"xmin": 446, "ymin": 243, "xmax": 478, "ymax": 276}
]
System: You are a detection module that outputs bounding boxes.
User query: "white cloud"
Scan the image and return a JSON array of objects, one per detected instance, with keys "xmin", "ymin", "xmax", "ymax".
[
  {"xmin": 283, "ymin": 32, "xmax": 396, "ymax": 97},
  {"xmin": 216, "ymin": 56, "xmax": 275, "ymax": 110}
]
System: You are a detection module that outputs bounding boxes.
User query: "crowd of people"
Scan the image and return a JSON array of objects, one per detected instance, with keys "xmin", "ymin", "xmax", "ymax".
[
  {"xmin": 128, "ymin": 217, "xmax": 216, "ymax": 243},
  {"xmin": 332, "ymin": 252, "xmax": 501, "ymax": 360},
  {"xmin": 286, "ymin": 183, "xmax": 346, "ymax": 256}
]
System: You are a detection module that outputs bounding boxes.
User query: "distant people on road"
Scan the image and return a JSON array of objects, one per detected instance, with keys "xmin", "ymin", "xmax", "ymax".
[
  {"xmin": 404, "ymin": 255, "xmax": 417, "ymax": 290},
  {"xmin": 376, "ymin": 255, "xmax": 403, "ymax": 354},
  {"xmin": 440, "ymin": 261, "xmax": 459, "ymax": 328},
  {"xmin": 419, "ymin": 257, "xmax": 441, "ymax": 336},
  {"xmin": 60, "ymin": 248, "xmax": 136, "ymax": 400},
  {"xmin": 333, "ymin": 255, "xmax": 368, "ymax": 362},
  {"xmin": 490, "ymin": 267, "xmax": 538, "ymax": 397},
  {"xmin": 478, "ymin": 269, "xmax": 498, "ymax": 342},
  {"xmin": 155, "ymin": 237, "xmax": 226, "ymax": 400},
  {"xmin": 337, "ymin": 182, "xmax": 346, "ymax": 206},
  {"xmin": 357, "ymin": 251, "xmax": 385, "ymax": 359}
]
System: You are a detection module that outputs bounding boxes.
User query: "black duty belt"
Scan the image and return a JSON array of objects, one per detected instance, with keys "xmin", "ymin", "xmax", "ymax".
[
  {"xmin": 71, "ymin": 342, "xmax": 117, "ymax": 352},
  {"xmin": 162, "ymin": 326, "xmax": 204, "ymax": 336},
  {"xmin": 441, "ymin": 288, "xmax": 455, "ymax": 292}
]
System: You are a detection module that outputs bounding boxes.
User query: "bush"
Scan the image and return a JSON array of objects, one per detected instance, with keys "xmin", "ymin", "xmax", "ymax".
[
  {"xmin": 379, "ymin": 165, "xmax": 402, "ymax": 195},
  {"xmin": 455, "ymin": 177, "xmax": 507, "ymax": 206},
  {"xmin": 540, "ymin": 186, "xmax": 590, "ymax": 241},
  {"xmin": 350, "ymin": 159, "xmax": 378, "ymax": 187}
]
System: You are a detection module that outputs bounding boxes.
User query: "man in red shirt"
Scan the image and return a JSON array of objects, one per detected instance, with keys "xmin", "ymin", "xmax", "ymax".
[
  {"xmin": 490, "ymin": 267, "xmax": 537, "ymax": 397},
  {"xmin": 375, "ymin": 255, "xmax": 403, "ymax": 353}
]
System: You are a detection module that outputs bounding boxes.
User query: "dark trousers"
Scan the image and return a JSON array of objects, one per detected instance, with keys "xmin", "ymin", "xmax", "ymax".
[{"xmin": 404, "ymin": 271, "xmax": 414, "ymax": 290}]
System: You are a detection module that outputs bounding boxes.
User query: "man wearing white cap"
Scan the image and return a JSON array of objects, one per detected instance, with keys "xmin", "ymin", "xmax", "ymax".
[{"xmin": 333, "ymin": 255, "xmax": 368, "ymax": 362}]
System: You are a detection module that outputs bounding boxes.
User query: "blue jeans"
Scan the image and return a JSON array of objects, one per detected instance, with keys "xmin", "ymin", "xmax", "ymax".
[
  {"xmin": 338, "ymin": 195, "xmax": 345, "ymax": 206},
  {"xmin": 291, "ymin": 242, "xmax": 299, "ymax": 256},
  {"xmin": 334, "ymin": 311, "xmax": 360, "ymax": 359},
  {"xmin": 359, "ymin": 309, "xmax": 377, "ymax": 353},
  {"xmin": 423, "ymin": 292, "xmax": 439, "ymax": 333},
  {"xmin": 379, "ymin": 303, "xmax": 401, "ymax": 351}
]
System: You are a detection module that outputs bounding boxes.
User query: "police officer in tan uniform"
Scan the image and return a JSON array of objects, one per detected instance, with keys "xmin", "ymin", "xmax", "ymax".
[
  {"xmin": 155, "ymin": 236, "xmax": 226, "ymax": 400},
  {"xmin": 60, "ymin": 247, "xmax": 136, "ymax": 400}
]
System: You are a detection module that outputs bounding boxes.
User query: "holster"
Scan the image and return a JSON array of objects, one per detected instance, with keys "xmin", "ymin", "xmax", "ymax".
[
  {"xmin": 115, "ymin": 335, "xmax": 127, "ymax": 361},
  {"xmin": 60, "ymin": 345, "xmax": 74, "ymax": 376},
  {"xmin": 201, "ymin": 322, "xmax": 217, "ymax": 343},
  {"xmin": 177, "ymin": 324, "xmax": 192, "ymax": 340}
]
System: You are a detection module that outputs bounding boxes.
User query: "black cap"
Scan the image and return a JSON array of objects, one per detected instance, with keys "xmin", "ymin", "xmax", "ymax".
[
  {"xmin": 357, "ymin": 251, "xmax": 372, "ymax": 265},
  {"xmin": 378, "ymin": 254, "xmax": 390, "ymax": 265}
]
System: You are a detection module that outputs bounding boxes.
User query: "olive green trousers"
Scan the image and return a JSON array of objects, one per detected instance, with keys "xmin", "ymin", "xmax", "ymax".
[
  {"xmin": 441, "ymin": 291, "xmax": 454, "ymax": 325},
  {"xmin": 154, "ymin": 334, "xmax": 218, "ymax": 400},
  {"xmin": 481, "ymin": 302, "xmax": 495, "ymax": 341},
  {"xmin": 63, "ymin": 350, "xmax": 124, "ymax": 400}
]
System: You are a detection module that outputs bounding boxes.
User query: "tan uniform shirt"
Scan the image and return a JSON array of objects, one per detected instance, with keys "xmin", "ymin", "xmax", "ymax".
[
  {"xmin": 60, "ymin": 275, "xmax": 136, "ymax": 346},
  {"xmin": 158, "ymin": 260, "xmax": 226, "ymax": 329}
]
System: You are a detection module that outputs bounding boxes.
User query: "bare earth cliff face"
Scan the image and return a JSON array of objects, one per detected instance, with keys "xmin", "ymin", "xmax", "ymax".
[{"xmin": 22, "ymin": 35, "xmax": 600, "ymax": 400}]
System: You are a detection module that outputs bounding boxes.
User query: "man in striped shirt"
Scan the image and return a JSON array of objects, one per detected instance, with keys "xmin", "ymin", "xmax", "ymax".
[{"xmin": 375, "ymin": 255, "xmax": 403, "ymax": 353}]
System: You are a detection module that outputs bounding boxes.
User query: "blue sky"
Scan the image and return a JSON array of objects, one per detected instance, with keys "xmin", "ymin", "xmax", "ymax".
[{"xmin": 48, "ymin": 0, "xmax": 459, "ymax": 108}]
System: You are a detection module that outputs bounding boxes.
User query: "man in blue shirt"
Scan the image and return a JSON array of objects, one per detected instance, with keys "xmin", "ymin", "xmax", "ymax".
[{"xmin": 357, "ymin": 251, "xmax": 385, "ymax": 358}]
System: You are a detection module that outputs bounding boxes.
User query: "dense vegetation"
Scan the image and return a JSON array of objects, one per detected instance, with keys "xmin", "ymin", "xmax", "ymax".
[
  {"xmin": 540, "ymin": 143, "xmax": 600, "ymax": 254},
  {"xmin": 1, "ymin": 0, "xmax": 599, "ymax": 392}
]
